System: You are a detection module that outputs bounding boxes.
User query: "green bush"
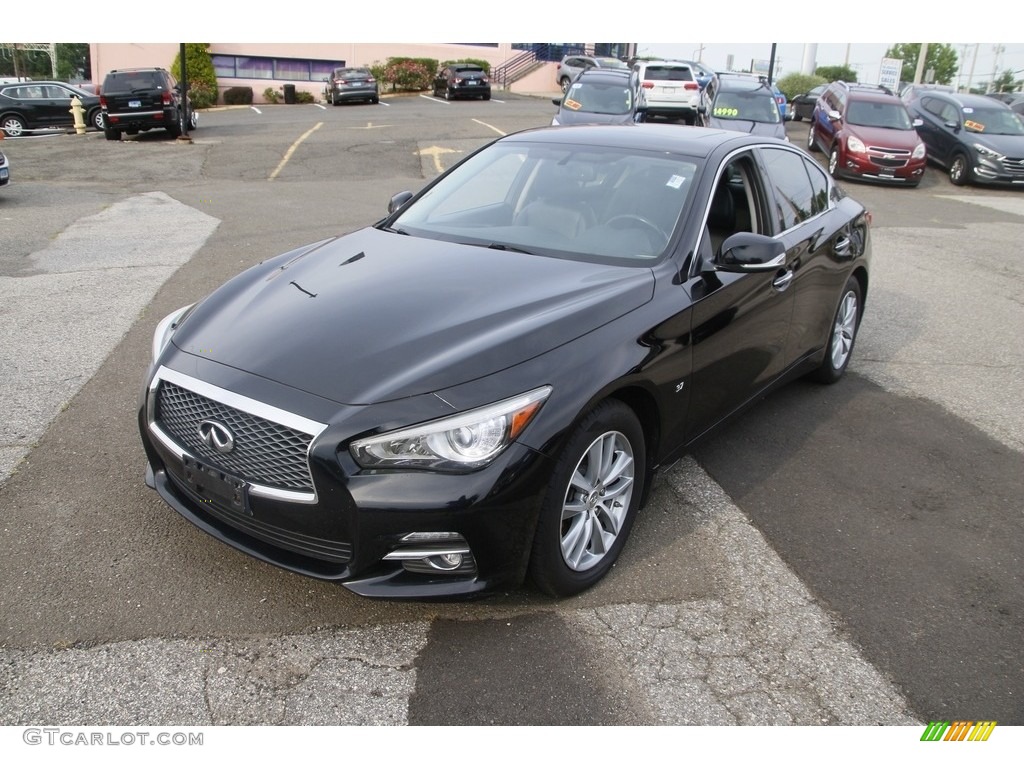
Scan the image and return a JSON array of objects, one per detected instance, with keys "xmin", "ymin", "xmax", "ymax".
[
  {"xmin": 295, "ymin": 90, "xmax": 315, "ymax": 104},
  {"xmin": 814, "ymin": 65, "xmax": 858, "ymax": 84},
  {"xmin": 171, "ymin": 44, "xmax": 218, "ymax": 108},
  {"xmin": 263, "ymin": 87, "xmax": 282, "ymax": 104},
  {"xmin": 776, "ymin": 72, "xmax": 827, "ymax": 101},
  {"xmin": 223, "ymin": 86, "xmax": 253, "ymax": 105}
]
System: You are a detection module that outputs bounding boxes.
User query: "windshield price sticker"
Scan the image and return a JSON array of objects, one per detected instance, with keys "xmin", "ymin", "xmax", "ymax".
[
  {"xmin": 564, "ymin": 98, "xmax": 582, "ymax": 111},
  {"xmin": 714, "ymin": 107, "xmax": 739, "ymax": 117},
  {"xmin": 964, "ymin": 119, "xmax": 985, "ymax": 132}
]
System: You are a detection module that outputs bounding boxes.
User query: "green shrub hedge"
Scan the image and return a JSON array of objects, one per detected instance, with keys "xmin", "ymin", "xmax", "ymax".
[{"xmin": 223, "ymin": 86, "xmax": 253, "ymax": 105}]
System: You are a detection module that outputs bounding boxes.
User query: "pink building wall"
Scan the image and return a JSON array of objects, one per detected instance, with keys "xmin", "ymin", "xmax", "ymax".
[{"xmin": 89, "ymin": 43, "xmax": 563, "ymax": 103}]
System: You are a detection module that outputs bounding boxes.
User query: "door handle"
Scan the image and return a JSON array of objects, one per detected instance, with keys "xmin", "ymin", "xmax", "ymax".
[{"xmin": 772, "ymin": 269, "xmax": 794, "ymax": 292}]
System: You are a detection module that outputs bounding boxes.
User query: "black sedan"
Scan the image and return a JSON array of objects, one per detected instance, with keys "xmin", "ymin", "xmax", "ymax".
[
  {"xmin": 790, "ymin": 84, "xmax": 825, "ymax": 121},
  {"xmin": 139, "ymin": 125, "xmax": 871, "ymax": 599},
  {"xmin": 551, "ymin": 69, "xmax": 646, "ymax": 126},
  {"xmin": 0, "ymin": 80, "xmax": 104, "ymax": 137}
]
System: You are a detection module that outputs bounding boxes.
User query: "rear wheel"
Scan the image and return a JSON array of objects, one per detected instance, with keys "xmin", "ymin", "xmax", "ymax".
[
  {"xmin": 560, "ymin": 76, "xmax": 571, "ymax": 93},
  {"xmin": 104, "ymin": 126, "xmax": 121, "ymax": 141},
  {"xmin": 806, "ymin": 125, "xmax": 816, "ymax": 151},
  {"xmin": 166, "ymin": 112, "xmax": 182, "ymax": 138},
  {"xmin": 528, "ymin": 399, "xmax": 645, "ymax": 597},
  {"xmin": 810, "ymin": 276, "xmax": 862, "ymax": 384}
]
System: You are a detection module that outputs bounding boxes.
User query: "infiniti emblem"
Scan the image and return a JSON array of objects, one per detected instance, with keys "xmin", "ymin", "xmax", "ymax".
[{"xmin": 198, "ymin": 420, "xmax": 235, "ymax": 454}]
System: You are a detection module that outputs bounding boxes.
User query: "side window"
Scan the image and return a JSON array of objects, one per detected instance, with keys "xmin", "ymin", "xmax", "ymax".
[
  {"xmin": 759, "ymin": 147, "xmax": 816, "ymax": 232},
  {"xmin": 705, "ymin": 153, "xmax": 765, "ymax": 256},
  {"xmin": 804, "ymin": 158, "xmax": 829, "ymax": 215}
]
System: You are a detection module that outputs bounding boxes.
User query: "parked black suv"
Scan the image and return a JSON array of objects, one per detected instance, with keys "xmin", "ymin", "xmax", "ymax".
[{"xmin": 100, "ymin": 68, "xmax": 196, "ymax": 141}]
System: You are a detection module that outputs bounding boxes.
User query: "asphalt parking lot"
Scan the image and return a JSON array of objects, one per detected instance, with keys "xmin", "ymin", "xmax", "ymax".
[{"xmin": 0, "ymin": 92, "xmax": 1021, "ymax": 732}]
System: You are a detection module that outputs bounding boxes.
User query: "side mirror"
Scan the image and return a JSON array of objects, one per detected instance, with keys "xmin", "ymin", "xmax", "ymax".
[
  {"xmin": 912, "ymin": 117, "xmax": 923, "ymax": 128},
  {"xmin": 387, "ymin": 191, "xmax": 414, "ymax": 215},
  {"xmin": 714, "ymin": 232, "xmax": 786, "ymax": 273},
  {"xmin": 552, "ymin": 98, "xmax": 563, "ymax": 106}
]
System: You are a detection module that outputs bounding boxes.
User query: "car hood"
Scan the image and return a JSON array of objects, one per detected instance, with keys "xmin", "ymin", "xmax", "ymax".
[
  {"xmin": 847, "ymin": 124, "xmax": 922, "ymax": 149},
  {"xmin": 172, "ymin": 228, "xmax": 655, "ymax": 405},
  {"xmin": 963, "ymin": 131, "xmax": 1024, "ymax": 155}
]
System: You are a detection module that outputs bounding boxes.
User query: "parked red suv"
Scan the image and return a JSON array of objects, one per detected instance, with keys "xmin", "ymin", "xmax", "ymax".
[{"xmin": 807, "ymin": 81, "xmax": 926, "ymax": 186}]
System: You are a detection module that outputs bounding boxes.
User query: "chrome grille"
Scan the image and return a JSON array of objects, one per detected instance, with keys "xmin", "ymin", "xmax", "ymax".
[
  {"xmin": 1002, "ymin": 157, "xmax": 1024, "ymax": 174},
  {"xmin": 871, "ymin": 156, "xmax": 908, "ymax": 168},
  {"xmin": 156, "ymin": 381, "xmax": 315, "ymax": 492}
]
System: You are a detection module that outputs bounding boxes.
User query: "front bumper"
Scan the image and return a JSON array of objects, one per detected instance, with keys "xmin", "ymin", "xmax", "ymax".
[
  {"xmin": 139, "ymin": 366, "xmax": 553, "ymax": 599},
  {"xmin": 838, "ymin": 152, "xmax": 926, "ymax": 184}
]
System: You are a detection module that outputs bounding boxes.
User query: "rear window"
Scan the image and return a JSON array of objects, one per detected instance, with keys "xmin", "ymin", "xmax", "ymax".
[
  {"xmin": 334, "ymin": 68, "xmax": 370, "ymax": 78},
  {"xmin": 642, "ymin": 66, "xmax": 693, "ymax": 82},
  {"xmin": 103, "ymin": 71, "xmax": 167, "ymax": 91},
  {"xmin": 455, "ymin": 66, "xmax": 485, "ymax": 74}
]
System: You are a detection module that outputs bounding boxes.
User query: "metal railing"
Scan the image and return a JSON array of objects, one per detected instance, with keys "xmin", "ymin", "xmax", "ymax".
[{"xmin": 493, "ymin": 44, "xmax": 592, "ymax": 88}]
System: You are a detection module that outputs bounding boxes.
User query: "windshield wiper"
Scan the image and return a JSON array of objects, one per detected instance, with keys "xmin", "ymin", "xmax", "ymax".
[
  {"xmin": 486, "ymin": 242, "xmax": 536, "ymax": 255},
  {"xmin": 380, "ymin": 226, "xmax": 410, "ymax": 235}
]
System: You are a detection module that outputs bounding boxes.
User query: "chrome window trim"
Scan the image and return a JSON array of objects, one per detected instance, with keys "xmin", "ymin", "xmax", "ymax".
[{"xmin": 147, "ymin": 365, "xmax": 328, "ymax": 504}]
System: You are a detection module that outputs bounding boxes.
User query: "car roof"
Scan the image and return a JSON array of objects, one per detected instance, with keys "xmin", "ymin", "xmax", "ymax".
[
  {"xmin": 934, "ymin": 92, "xmax": 1011, "ymax": 109},
  {"xmin": 575, "ymin": 69, "xmax": 634, "ymax": 83},
  {"xmin": 716, "ymin": 76, "xmax": 774, "ymax": 93},
  {"xmin": 504, "ymin": 123, "xmax": 778, "ymax": 159}
]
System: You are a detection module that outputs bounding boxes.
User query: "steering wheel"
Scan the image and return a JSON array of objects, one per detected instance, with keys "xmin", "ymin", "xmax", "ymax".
[{"xmin": 606, "ymin": 214, "xmax": 668, "ymax": 243}]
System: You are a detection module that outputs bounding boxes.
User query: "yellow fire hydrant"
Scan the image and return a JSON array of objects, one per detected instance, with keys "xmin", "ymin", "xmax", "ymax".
[{"xmin": 70, "ymin": 95, "xmax": 87, "ymax": 135}]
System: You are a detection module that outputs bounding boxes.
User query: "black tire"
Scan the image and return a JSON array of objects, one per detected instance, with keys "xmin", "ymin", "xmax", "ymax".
[
  {"xmin": 806, "ymin": 125, "xmax": 816, "ymax": 152},
  {"xmin": 483, "ymin": 93, "xmax": 490, "ymax": 101},
  {"xmin": 528, "ymin": 399, "xmax": 645, "ymax": 597},
  {"xmin": 949, "ymin": 152, "xmax": 971, "ymax": 186},
  {"xmin": 371, "ymin": 96, "xmax": 379, "ymax": 104},
  {"xmin": 88, "ymin": 108, "xmax": 104, "ymax": 130},
  {"xmin": 560, "ymin": 77, "xmax": 571, "ymax": 93},
  {"xmin": 809, "ymin": 276, "xmax": 862, "ymax": 384},
  {"xmin": 445, "ymin": 88, "xmax": 454, "ymax": 101},
  {"xmin": 104, "ymin": 126, "xmax": 121, "ymax": 141},
  {"xmin": 166, "ymin": 112, "xmax": 182, "ymax": 138}
]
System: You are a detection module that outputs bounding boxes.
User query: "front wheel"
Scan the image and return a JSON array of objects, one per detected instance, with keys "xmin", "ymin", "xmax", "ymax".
[
  {"xmin": 809, "ymin": 276, "xmax": 862, "ymax": 384},
  {"xmin": 560, "ymin": 77, "xmax": 571, "ymax": 93},
  {"xmin": 1, "ymin": 115, "xmax": 26, "ymax": 138},
  {"xmin": 88, "ymin": 108, "xmax": 104, "ymax": 130},
  {"xmin": 828, "ymin": 146, "xmax": 841, "ymax": 177},
  {"xmin": 528, "ymin": 399, "xmax": 645, "ymax": 597},
  {"xmin": 806, "ymin": 125, "xmax": 816, "ymax": 152},
  {"xmin": 949, "ymin": 152, "xmax": 971, "ymax": 186}
]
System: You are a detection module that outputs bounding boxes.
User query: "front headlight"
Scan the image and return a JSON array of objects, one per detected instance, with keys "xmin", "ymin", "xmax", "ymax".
[
  {"xmin": 847, "ymin": 135, "xmax": 866, "ymax": 154},
  {"xmin": 151, "ymin": 304, "xmax": 195, "ymax": 363},
  {"xmin": 912, "ymin": 142, "xmax": 926, "ymax": 159},
  {"xmin": 351, "ymin": 386, "xmax": 552, "ymax": 471},
  {"xmin": 972, "ymin": 142, "xmax": 1003, "ymax": 160}
]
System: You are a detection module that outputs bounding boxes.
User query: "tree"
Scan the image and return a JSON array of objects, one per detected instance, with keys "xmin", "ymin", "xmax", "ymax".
[
  {"xmin": 171, "ymin": 43, "xmax": 218, "ymax": 108},
  {"xmin": 815, "ymin": 65, "xmax": 857, "ymax": 83},
  {"xmin": 884, "ymin": 43, "xmax": 958, "ymax": 85},
  {"xmin": 55, "ymin": 43, "xmax": 90, "ymax": 82},
  {"xmin": 987, "ymin": 69, "xmax": 1022, "ymax": 93}
]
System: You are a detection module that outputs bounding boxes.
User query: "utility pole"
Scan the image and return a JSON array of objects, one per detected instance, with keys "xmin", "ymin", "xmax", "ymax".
[{"xmin": 913, "ymin": 43, "xmax": 929, "ymax": 84}]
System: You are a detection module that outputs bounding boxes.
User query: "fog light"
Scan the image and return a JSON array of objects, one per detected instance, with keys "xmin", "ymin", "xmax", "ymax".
[{"xmin": 428, "ymin": 553, "xmax": 463, "ymax": 571}]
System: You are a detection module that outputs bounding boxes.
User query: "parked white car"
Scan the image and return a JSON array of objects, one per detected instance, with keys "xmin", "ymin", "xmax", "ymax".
[{"xmin": 632, "ymin": 60, "xmax": 703, "ymax": 124}]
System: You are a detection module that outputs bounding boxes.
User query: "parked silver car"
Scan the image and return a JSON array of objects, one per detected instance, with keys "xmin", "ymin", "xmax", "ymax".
[{"xmin": 555, "ymin": 55, "xmax": 628, "ymax": 93}]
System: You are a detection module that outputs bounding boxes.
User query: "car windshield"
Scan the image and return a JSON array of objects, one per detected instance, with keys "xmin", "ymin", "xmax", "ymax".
[
  {"xmin": 388, "ymin": 140, "xmax": 699, "ymax": 263},
  {"xmin": 712, "ymin": 92, "xmax": 781, "ymax": 123},
  {"xmin": 594, "ymin": 58, "xmax": 628, "ymax": 70},
  {"xmin": 960, "ymin": 106, "xmax": 1024, "ymax": 135},
  {"xmin": 563, "ymin": 82, "xmax": 633, "ymax": 115},
  {"xmin": 846, "ymin": 100, "xmax": 914, "ymax": 130}
]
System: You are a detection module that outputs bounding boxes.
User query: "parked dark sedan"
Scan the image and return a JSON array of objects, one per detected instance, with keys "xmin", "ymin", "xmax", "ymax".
[
  {"xmin": 0, "ymin": 80, "xmax": 104, "ymax": 137},
  {"xmin": 324, "ymin": 67, "xmax": 379, "ymax": 105},
  {"xmin": 139, "ymin": 125, "xmax": 871, "ymax": 600},
  {"xmin": 790, "ymin": 84, "xmax": 825, "ymax": 121},
  {"xmin": 551, "ymin": 69, "xmax": 646, "ymax": 126},
  {"xmin": 908, "ymin": 91, "xmax": 1024, "ymax": 185},
  {"xmin": 432, "ymin": 63, "xmax": 491, "ymax": 100}
]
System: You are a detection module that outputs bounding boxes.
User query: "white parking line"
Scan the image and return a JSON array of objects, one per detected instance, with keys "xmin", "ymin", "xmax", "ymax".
[
  {"xmin": 472, "ymin": 118, "xmax": 506, "ymax": 136},
  {"xmin": 250, "ymin": 106, "xmax": 262, "ymax": 115},
  {"xmin": 314, "ymin": 103, "xmax": 327, "ymax": 110},
  {"xmin": 420, "ymin": 94, "xmax": 449, "ymax": 105}
]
